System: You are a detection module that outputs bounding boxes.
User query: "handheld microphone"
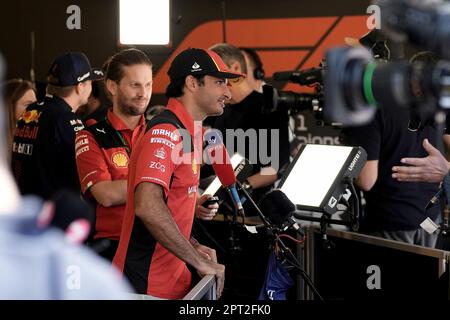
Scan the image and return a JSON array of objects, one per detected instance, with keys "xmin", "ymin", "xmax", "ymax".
[
  {"xmin": 259, "ymin": 189, "xmax": 304, "ymax": 236},
  {"xmin": 204, "ymin": 130, "xmax": 245, "ymax": 215}
]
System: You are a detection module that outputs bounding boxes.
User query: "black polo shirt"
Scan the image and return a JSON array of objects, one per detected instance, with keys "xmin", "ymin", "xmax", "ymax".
[
  {"xmin": 340, "ymin": 105, "xmax": 440, "ymax": 231},
  {"xmin": 11, "ymin": 94, "xmax": 84, "ymax": 199},
  {"xmin": 212, "ymin": 90, "xmax": 290, "ymax": 200}
]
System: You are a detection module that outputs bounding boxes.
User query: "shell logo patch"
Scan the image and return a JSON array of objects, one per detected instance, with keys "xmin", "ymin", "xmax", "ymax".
[{"xmin": 112, "ymin": 152, "xmax": 129, "ymax": 168}]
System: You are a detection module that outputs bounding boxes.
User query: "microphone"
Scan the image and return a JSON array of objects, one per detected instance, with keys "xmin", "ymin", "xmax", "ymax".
[
  {"xmin": 273, "ymin": 67, "xmax": 322, "ymax": 85},
  {"xmin": 204, "ymin": 130, "xmax": 245, "ymax": 215},
  {"xmin": 258, "ymin": 189, "xmax": 304, "ymax": 236}
]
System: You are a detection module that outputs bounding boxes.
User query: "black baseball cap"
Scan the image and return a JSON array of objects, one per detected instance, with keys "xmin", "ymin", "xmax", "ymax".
[
  {"xmin": 47, "ymin": 52, "xmax": 104, "ymax": 87},
  {"xmin": 168, "ymin": 48, "xmax": 244, "ymax": 82}
]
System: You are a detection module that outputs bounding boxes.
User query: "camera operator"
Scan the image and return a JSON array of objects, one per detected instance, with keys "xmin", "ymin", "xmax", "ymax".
[
  {"xmin": 208, "ymin": 43, "xmax": 290, "ymax": 204},
  {"xmin": 340, "ymin": 31, "xmax": 446, "ymax": 248},
  {"xmin": 390, "ymin": 51, "xmax": 450, "ymax": 184},
  {"xmin": 239, "ymin": 47, "xmax": 266, "ymax": 93}
]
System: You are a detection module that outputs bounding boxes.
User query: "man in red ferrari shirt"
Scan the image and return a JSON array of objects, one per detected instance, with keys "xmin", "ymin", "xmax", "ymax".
[
  {"xmin": 75, "ymin": 49, "xmax": 152, "ymax": 260},
  {"xmin": 113, "ymin": 48, "xmax": 242, "ymax": 299}
]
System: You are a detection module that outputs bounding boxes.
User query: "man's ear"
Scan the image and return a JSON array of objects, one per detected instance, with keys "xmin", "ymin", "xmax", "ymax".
[
  {"xmin": 106, "ymin": 79, "xmax": 117, "ymax": 97},
  {"xmin": 74, "ymin": 82, "xmax": 83, "ymax": 95},
  {"xmin": 184, "ymin": 75, "xmax": 197, "ymax": 93},
  {"xmin": 76, "ymin": 81, "xmax": 92, "ymax": 96},
  {"xmin": 230, "ymin": 60, "xmax": 242, "ymax": 73}
]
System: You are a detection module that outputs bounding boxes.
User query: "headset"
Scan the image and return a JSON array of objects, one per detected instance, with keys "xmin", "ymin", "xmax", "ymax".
[{"xmin": 240, "ymin": 47, "xmax": 265, "ymax": 80}]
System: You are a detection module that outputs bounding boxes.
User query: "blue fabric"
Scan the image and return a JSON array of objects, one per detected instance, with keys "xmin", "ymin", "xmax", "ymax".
[
  {"xmin": 0, "ymin": 196, "xmax": 132, "ymax": 299},
  {"xmin": 258, "ymin": 251, "xmax": 293, "ymax": 300}
]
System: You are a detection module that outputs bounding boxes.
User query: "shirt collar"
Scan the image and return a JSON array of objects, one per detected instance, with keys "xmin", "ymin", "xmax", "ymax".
[
  {"xmin": 106, "ymin": 108, "xmax": 145, "ymax": 131},
  {"xmin": 166, "ymin": 98, "xmax": 196, "ymax": 136},
  {"xmin": 45, "ymin": 94, "xmax": 73, "ymax": 113}
]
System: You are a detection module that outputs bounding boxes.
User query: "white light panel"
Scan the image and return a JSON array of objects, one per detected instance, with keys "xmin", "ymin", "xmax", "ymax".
[
  {"xmin": 119, "ymin": 0, "xmax": 170, "ymax": 45},
  {"xmin": 281, "ymin": 144, "xmax": 353, "ymax": 207}
]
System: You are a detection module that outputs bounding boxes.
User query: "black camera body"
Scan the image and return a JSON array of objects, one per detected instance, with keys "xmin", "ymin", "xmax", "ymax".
[
  {"xmin": 272, "ymin": 0, "xmax": 450, "ymax": 126},
  {"xmin": 321, "ymin": 0, "xmax": 450, "ymax": 125},
  {"xmin": 377, "ymin": 0, "xmax": 450, "ymax": 60},
  {"xmin": 324, "ymin": 46, "xmax": 450, "ymax": 125},
  {"xmin": 268, "ymin": 66, "xmax": 325, "ymax": 121}
]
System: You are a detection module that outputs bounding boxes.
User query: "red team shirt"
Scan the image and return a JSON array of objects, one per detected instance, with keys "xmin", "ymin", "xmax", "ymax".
[
  {"xmin": 75, "ymin": 109, "xmax": 145, "ymax": 240},
  {"xmin": 113, "ymin": 98, "xmax": 203, "ymax": 299}
]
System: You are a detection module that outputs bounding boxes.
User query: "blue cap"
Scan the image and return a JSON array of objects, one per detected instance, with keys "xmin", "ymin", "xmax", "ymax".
[{"xmin": 47, "ymin": 52, "xmax": 104, "ymax": 87}]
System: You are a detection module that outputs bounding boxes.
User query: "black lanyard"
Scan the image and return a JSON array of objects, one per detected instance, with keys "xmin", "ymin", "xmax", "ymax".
[{"xmin": 105, "ymin": 118, "xmax": 131, "ymax": 157}]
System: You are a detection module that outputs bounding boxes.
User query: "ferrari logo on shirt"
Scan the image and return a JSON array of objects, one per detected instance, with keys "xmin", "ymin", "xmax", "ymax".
[
  {"xmin": 112, "ymin": 152, "xmax": 128, "ymax": 168},
  {"xmin": 154, "ymin": 147, "xmax": 166, "ymax": 159}
]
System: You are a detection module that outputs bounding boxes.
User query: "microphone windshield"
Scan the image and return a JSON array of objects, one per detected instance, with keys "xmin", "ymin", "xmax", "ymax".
[{"xmin": 259, "ymin": 189, "xmax": 295, "ymax": 226}]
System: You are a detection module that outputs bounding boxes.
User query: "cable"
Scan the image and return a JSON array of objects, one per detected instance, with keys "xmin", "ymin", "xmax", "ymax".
[
  {"xmin": 277, "ymin": 233, "xmax": 305, "ymax": 244},
  {"xmin": 276, "ymin": 236, "xmax": 323, "ymax": 300},
  {"xmin": 237, "ymin": 182, "xmax": 323, "ymax": 300}
]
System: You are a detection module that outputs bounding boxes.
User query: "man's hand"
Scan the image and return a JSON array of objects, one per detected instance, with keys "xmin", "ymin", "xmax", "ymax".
[
  {"xmin": 196, "ymin": 256, "xmax": 225, "ymax": 299},
  {"xmin": 193, "ymin": 243, "xmax": 217, "ymax": 262},
  {"xmin": 392, "ymin": 139, "xmax": 450, "ymax": 183},
  {"xmin": 192, "ymin": 242, "xmax": 224, "ymax": 298},
  {"xmin": 195, "ymin": 194, "xmax": 219, "ymax": 221}
]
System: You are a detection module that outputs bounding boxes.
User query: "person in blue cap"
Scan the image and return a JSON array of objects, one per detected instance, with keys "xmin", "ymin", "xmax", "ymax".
[{"xmin": 11, "ymin": 52, "xmax": 103, "ymax": 199}]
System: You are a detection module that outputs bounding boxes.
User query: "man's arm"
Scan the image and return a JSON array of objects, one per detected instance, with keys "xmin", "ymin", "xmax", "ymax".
[
  {"xmin": 75, "ymin": 130, "xmax": 127, "ymax": 207},
  {"xmin": 195, "ymin": 193, "xmax": 219, "ymax": 221},
  {"xmin": 444, "ymin": 134, "xmax": 450, "ymax": 161},
  {"xmin": 356, "ymin": 160, "xmax": 378, "ymax": 191},
  {"xmin": 392, "ymin": 138, "xmax": 450, "ymax": 183},
  {"xmin": 135, "ymin": 182, "xmax": 225, "ymax": 297},
  {"xmin": 89, "ymin": 180, "xmax": 127, "ymax": 207},
  {"xmin": 246, "ymin": 166, "xmax": 278, "ymax": 189}
]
